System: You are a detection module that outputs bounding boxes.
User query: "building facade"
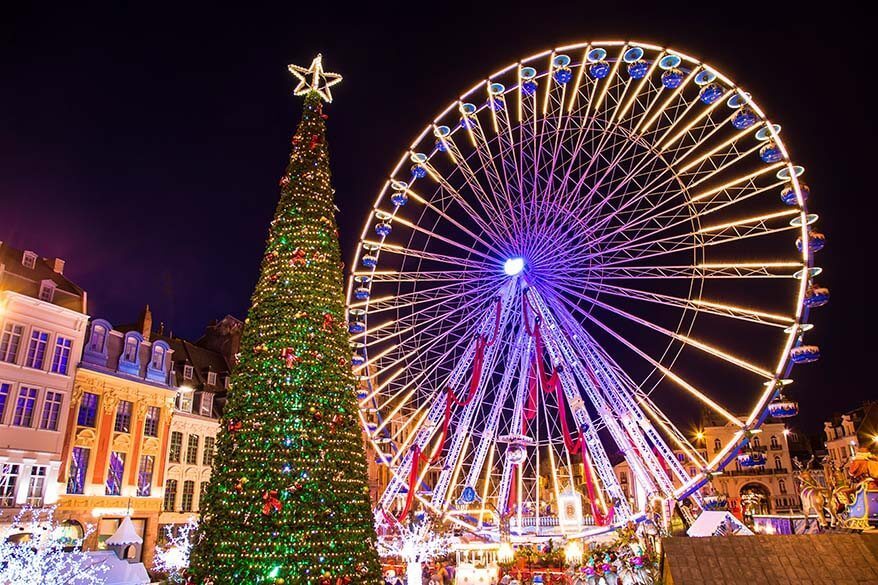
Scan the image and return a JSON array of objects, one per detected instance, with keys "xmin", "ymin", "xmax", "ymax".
[
  {"xmin": 0, "ymin": 243, "xmax": 88, "ymax": 524},
  {"xmin": 824, "ymin": 402, "xmax": 878, "ymax": 470},
  {"xmin": 157, "ymin": 316, "xmax": 239, "ymax": 533},
  {"xmin": 54, "ymin": 309, "xmax": 177, "ymax": 565},
  {"xmin": 614, "ymin": 417, "xmax": 803, "ymax": 520}
]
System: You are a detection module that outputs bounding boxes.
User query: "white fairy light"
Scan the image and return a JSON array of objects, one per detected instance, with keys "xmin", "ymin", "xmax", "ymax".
[
  {"xmin": 153, "ymin": 519, "xmax": 198, "ymax": 584},
  {"xmin": 0, "ymin": 507, "xmax": 107, "ymax": 585}
]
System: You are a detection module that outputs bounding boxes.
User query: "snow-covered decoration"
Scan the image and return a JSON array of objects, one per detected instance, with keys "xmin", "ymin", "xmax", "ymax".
[
  {"xmin": 153, "ymin": 519, "xmax": 197, "ymax": 584},
  {"xmin": 687, "ymin": 511, "xmax": 754, "ymax": 537},
  {"xmin": 0, "ymin": 507, "xmax": 107, "ymax": 585}
]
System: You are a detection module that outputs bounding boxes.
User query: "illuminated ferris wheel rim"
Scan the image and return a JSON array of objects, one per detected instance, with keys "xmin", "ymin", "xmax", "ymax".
[{"xmin": 346, "ymin": 39, "xmax": 820, "ymax": 536}]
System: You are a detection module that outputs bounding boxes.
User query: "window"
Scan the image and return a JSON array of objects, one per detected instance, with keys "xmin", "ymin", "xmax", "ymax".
[
  {"xmin": 77, "ymin": 392, "xmax": 99, "ymax": 427},
  {"xmin": 40, "ymin": 391, "xmax": 63, "ymax": 430},
  {"xmin": 123, "ymin": 336, "xmax": 139, "ymax": 362},
  {"xmin": 114, "ymin": 400, "xmax": 133, "ymax": 433},
  {"xmin": 38, "ymin": 281, "xmax": 56, "ymax": 303},
  {"xmin": 163, "ymin": 479, "xmax": 178, "ymax": 511},
  {"xmin": 774, "ymin": 456, "xmax": 782, "ymax": 470},
  {"xmin": 89, "ymin": 325, "xmax": 107, "ymax": 353},
  {"xmin": 199, "ymin": 392, "xmax": 213, "ymax": 417},
  {"xmin": 50, "ymin": 336, "xmax": 73, "ymax": 374},
  {"xmin": 713, "ymin": 438, "xmax": 722, "ymax": 452},
  {"xmin": 779, "ymin": 479, "xmax": 787, "ymax": 494},
  {"xmin": 224, "ymin": 376, "xmax": 230, "ymax": 390},
  {"xmin": 26, "ymin": 466, "xmax": 46, "ymax": 506},
  {"xmin": 770, "ymin": 435, "xmax": 779, "ymax": 449},
  {"xmin": 203, "ymin": 436, "xmax": 216, "ymax": 466},
  {"xmin": 137, "ymin": 455, "xmax": 155, "ymax": 497},
  {"xmin": 181, "ymin": 480, "xmax": 195, "ymax": 512},
  {"xmin": 67, "ymin": 447, "xmax": 90, "ymax": 495},
  {"xmin": 13, "ymin": 386, "xmax": 39, "ymax": 427},
  {"xmin": 183, "ymin": 365, "xmax": 193, "ymax": 380},
  {"xmin": 22, "ymin": 251, "xmax": 37, "ymax": 269},
  {"xmin": 150, "ymin": 345, "xmax": 165, "ymax": 370},
  {"xmin": 186, "ymin": 435, "xmax": 199, "ymax": 465},
  {"xmin": 169, "ymin": 431, "xmax": 183, "ymax": 463},
  {"xmin": 752, "ymin": 436, "xmax": 761, "ymax": 448},
  {"xmin": 105, "ymin": 451, "xmax": 126, "ymax": 496},
  {"xmin": 0, "ymin": 382, "xmax": 10, "ymax": 422},
  {"xmin": 207, "ymin": 371, "xmax": 217, "ymax": 386},
  {"xmin": 24, "ymin": 329, "xmax": 50, "ymax": 369},
  {"xmin": 0, "ymin": 464, "xmax": 20, "ymax": 506},
  {"xmin": 144, "ymin": 406, "xmax": 160, "ymax": 437},
  {"xmin": 0, "ymin": 323, "xmax": 24, "ymax": 363},
  {"xmin": 177, "ymin": 389, "xmax": 193, "ymax": 413}
]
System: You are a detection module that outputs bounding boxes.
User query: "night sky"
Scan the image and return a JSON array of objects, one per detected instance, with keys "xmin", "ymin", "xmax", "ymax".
[{"xmin": 2, "ymin": 2, "xmax": 872, "ymax": 434}]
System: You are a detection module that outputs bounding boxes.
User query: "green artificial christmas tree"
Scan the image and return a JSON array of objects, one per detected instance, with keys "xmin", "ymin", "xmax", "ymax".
[{"xmin": 189, "ymin": 55, "xmax": 382, "ymax": 585}]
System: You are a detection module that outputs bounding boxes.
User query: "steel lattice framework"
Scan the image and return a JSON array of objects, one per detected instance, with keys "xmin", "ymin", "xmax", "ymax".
[{"xmin": 346, "ymin": 41, "xmax": 823, "ymax": 541}]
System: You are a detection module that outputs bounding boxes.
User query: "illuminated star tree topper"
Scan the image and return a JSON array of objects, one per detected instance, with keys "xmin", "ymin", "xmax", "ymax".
[{"xmin": 288, "ymin": 53, "xmax": 343, "ymax": 103}]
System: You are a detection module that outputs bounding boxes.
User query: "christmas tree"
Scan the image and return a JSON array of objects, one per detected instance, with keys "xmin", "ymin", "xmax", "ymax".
[{"xmin": 189, "ymin": 55, "xmax": 382, "ymax": 585}]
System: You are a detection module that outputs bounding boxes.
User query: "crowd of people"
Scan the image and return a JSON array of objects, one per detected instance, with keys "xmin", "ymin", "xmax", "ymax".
[{"xmin": 384, "ymin": 561, "xmax": 456, "ymax": 585}]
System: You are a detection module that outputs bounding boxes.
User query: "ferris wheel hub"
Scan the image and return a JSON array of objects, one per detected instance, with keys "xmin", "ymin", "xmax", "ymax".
[{"xmin": 503, "ymin": 257, "xmax": 525, "ymax": 276}]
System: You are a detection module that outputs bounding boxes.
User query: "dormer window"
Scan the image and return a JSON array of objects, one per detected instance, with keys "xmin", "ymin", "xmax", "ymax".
[
  {"xmin": 177, "ymin": 387, "xmax": 194, "ymax": 413},
  {"xmin": 199, "ymin": 392, "xmax": 214, "ymax": 417},
  {"xmin": 38, "ymin": 280, "xmax": 56, "ymax": 303},
  {"xmin": 150, "ymin": 345, "xmax": 165, "ymax": 370},
  {"xmin": 22, "ymin": 251, "xmax": 37, "ymax": 269},
  {"xmin": 224, "ymin": 376, "xmax": 230, "ymax": 389},
  {"xmin": 207, "ymin": 371, "xmax": 217, "ymax": 386},
  {"xmin": 123, "ymin": 336, "xmax": 139, "ymax": 362},
  {"xmin": 183, "ymin": 365, "xmax": 193, "ymax": 380}
]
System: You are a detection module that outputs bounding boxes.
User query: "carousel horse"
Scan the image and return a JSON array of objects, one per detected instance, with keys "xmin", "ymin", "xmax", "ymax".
[{"xmin": 794, "ymin": 456, "xmax": 838, "ymax": 528}]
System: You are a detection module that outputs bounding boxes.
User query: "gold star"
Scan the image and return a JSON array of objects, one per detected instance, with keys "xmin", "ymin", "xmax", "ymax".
[{"xmin": 287, "ymin": 54, "xmax": 343, "ymax": 103}]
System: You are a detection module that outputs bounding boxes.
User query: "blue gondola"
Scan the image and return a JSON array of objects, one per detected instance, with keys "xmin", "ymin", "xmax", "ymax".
[
  {"xmin": 391, "ymin": 191, "xmax": 409, "ymax": 207},
  {"xmin": 488, "ymin": 96, "xmax": 504, "ymax": 111},
  {"xmin": 435, "ymin": 138, "xmax": 447, "ymax": 153},
  {"xmin": 351, "ymin": 353, "xmax": 366, "ymax": 366},
  {"xmin": 796, "ymin": 231, "xmax": 825, "ymax": 253},
  {"xmin": 589, "ymin": 61, "xmax": 611, "ymax": 79},
  {"xmin": 357, "ymin": 389, "xmax": 368, "ymax": 400},
  {"xmin": 410, "ymin": 164, "xmax": 427, "ymax": 179},
  {"xmin": 804, "ymin": 286, "xmax": 830, "ymax": 308},
  {"xmin": 349, "ymin": 321, "xmax": 366, "ymax": 334},
  {"xmin": 790, "ymin": 345, "xmax": 820, "ymax": 364},
  {"xmin": 662, "ymin": 69, "xmax": 684, "ymax": 89},
  {"xmin": 767, "ymin": 397, "xmax": 799, "ymax": 418},
  {"xmin": 699, "ymin": 83, "xmax": 724, "ymax": 104},
  {"xmin": 554, "ymin": 67, "xmax": 573, "ymax": 84},
  {"xmin": 361, "ymin": 255, "xmax": 378, "ymax": 268},
  {"xmin": 522, "ymin": 80, "xmax": 538, "ymax": 96},
  {"xmin": 731, "ymin": 108, "xmax": 758, "ymax": 130},
  {"xmin": 375, "ymin": 222, "xmax": 392, "ymax": 237},
  {"xmin": 628, "ymin": 61, "xmax": 649, "ymax": 79},
  {"xmin": 781, "ymin": 182, "xmax": 809, "ymax": 206},
  {"xmin": 760, "ymin": 142, "xmax": 783, "ymax": 163},
  {"xmin": 354, "ymin": 287, "xmax": 370, "ymax": 300}
]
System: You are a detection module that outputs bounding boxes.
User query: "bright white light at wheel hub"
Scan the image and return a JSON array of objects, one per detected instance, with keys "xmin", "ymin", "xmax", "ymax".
[{"xmin": 504, "ymin": 257, "xmax": 525, "ymax": 276}]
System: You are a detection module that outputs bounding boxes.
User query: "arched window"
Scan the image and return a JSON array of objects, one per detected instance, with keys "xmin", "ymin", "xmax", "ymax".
[
  {"xmin": 779, "ymin": 479, "xmax": 787, "ymax": 494},
  {"xmin": 714, "ymin": 438, "xmax": 721, "ymax": 452},
  {"xmin": 123, "ymin": 336, "xmax": 139, "ymax": 363},
  {"xmin": 770, "ymin": 435, "xmax": 779, "ymax": 449},
  {"xmin": 774, "ymin": 456, "xmax": 782, "ymax": 470},
  {"xmin": 150, "ymin": 345, "xmax": 165, "ymax": 370},
  {"xmin": 752, "ymin": 436, "xmax": 761, "ymax": 448},
  {"xmin": 89, "ymin": 324, "xmax": 107, "ymax": 353}
]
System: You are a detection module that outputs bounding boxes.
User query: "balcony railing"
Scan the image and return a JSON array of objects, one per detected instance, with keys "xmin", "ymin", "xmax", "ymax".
[{"xmin": 724, "ymin": 467, "xmax": 789, "ymax": 477}]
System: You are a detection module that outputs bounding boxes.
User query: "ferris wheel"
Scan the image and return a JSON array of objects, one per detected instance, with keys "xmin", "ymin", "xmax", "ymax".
[{"xmin": 346, "ymin": 41, "xmax": 826, "ymax": 539}]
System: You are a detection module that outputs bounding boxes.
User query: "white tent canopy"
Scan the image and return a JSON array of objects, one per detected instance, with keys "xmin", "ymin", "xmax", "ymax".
[
  {"xmin": 687, "ymin": 511, "xmax": 754, "ymax": 537},
  {"xmin": 105, "ymin": 516, "xmax": 143, "ymax": 547}
]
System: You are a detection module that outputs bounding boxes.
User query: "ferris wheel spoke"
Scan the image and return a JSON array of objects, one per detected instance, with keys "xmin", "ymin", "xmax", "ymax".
[
  {"xmin": 615, "ymin": 55, "xmax": 663, "ymax": 123},
  {"xmin": 555, "ymin": 284, "xmax": 775, "ymax": 378},
  {"xmin": 361, "ymin": 239, "xmax": 489, "ymax": 270},
  {"xmin": 353, "ymin": 280, "xmax": 484, "ymax": 314},
  {"xmin": 578, "ymin": 280, "xmax": 794, "ymax": 328},
  {"xmin": 635, "ymin": 65, "xmax": 700, "ymax": 135},
  {"xmin": 355, "ymin": 269, "xmax": 493, "ymax": 283},
  {"xmin": 586, "ymin": 261, "xmax": 803, "ymax": 280},
  {"xmin": 552, "ymin": 292, "xmax": 745, "ymax": 427},
  {"xmin": 465, "ymin": 115, "xmax": 519, "ymax": 225},
  {"xmin": 418, "ymin": 159, "xmax": 509, "ymax": 245},
  {"xmin": 583, "ymin": 176, "xmax": 788, "ymax": 261},
  {"xmin": 637, "ymin": 393, "xmax": 709, "ymax": 469}
]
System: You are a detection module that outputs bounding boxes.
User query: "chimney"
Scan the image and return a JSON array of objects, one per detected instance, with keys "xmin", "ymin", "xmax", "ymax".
[
  {"xmin": 51, "ymin": 258, "xmax": 66, "ymax": 274},
  {"xmin": 141, "ymin": 304, "xmax": 153, "ymax": 341}
]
